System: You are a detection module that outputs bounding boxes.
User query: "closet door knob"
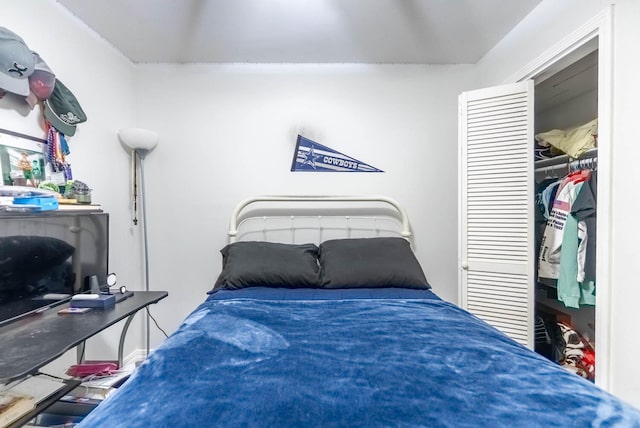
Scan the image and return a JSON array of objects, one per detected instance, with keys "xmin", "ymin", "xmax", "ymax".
[{"xmin": 461, "ymin": 262, "xmax": 469, "ymax": 270}]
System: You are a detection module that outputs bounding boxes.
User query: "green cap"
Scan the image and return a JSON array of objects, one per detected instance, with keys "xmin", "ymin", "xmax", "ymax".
[{"xmin": 44, "ymin": 78, "xmax": 87, "ymax": 136}]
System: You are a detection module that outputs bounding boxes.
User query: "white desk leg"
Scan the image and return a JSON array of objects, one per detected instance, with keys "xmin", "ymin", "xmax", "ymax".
[{"xmin": 118, "ymin": 313, "xmax": 137, "ymax": 367}]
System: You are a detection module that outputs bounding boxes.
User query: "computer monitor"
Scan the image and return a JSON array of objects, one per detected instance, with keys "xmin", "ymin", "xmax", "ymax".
[{"xmin": 0, "ymin": 211, "xmax": 109, "ymax": 326}]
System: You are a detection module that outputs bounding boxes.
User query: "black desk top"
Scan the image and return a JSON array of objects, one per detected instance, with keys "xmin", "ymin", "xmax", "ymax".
[{"xmin": 0, "ymin": 291, "xmax": 168, "ymax": 384}]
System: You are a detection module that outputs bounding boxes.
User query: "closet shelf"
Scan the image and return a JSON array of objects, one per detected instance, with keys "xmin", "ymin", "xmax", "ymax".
[{"xmin": 534, "ymin": 147, "xmax": 598, "ymax": 169}]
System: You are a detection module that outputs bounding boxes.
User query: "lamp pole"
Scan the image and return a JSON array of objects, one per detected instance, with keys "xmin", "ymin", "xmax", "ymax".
[
  {"xmin": 118, "ymin": 128, "xmax": 158, "ymax": 358},
  {"xmin": 138, "ymin": 149, "xmax": 152, "ymax": 356}
]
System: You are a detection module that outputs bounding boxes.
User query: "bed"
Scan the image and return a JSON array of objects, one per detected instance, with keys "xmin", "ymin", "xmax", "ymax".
[{"xmin": 78, "ymin": 196, "xmax": 640, "ymax": 427}]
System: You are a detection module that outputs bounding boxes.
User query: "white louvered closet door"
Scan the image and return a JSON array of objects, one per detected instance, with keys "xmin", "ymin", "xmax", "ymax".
[{"xmin": 458, "ymin": 81, "xmax": 535, "ymax": 348}]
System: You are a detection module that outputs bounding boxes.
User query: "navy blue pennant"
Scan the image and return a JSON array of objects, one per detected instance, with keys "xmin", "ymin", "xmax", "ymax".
[{"xmin": 290, "ymin": 135, "xmax": 383, "ymax": 172}]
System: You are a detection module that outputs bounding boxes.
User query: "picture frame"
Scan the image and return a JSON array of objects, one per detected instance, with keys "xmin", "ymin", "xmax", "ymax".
[{"xmin": 0, "ymin": 128, "xmax": 47, "ymax": 188}]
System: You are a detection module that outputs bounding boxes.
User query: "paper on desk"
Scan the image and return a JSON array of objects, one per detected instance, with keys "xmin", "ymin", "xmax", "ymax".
[{"xmin": 5, "ymin": 375, "xmax": 65, "ymax": 404}]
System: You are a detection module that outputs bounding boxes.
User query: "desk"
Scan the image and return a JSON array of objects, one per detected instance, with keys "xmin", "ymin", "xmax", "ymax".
[{"xmin": 0, "ymin": 291, "xmax": 168, "ymax": 385}]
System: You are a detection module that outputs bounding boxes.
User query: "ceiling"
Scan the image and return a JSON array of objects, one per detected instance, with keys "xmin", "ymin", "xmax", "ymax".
[{"xmin": 56, "ymin": 0, "xmax": 542, "ymax": 64}]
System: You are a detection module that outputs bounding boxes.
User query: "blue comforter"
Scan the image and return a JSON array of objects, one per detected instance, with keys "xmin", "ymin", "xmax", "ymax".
[{"xmin": 79, "ymin": 289, "xmax": 640, "ymax": 427}]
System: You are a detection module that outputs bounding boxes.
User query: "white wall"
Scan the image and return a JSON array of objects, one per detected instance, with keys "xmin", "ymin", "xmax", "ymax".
[
  {"xmin": 134, "ymin": 63, "xmax": 474, "ymax": 336},
  {"xmin": 475, "ymin": 0, "xmax": 640, "ymax": 407},
  {"xmin": 3, "ymin": 1, "xmax": 475, "ymax": 373},
  {"xmin": 2, "ymin": 0, "xmax": 143, "ymax": 371},
  {"xmin": 475, "ymin": 0, "xmax": 607, "ymax": 87},
  {"xmin": 606, "ymin": 0, "xmax": 640, "ymax": 406}
]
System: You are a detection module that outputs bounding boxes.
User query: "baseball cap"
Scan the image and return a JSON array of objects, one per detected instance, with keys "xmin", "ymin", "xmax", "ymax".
[
  {"xmin": 25, "ymin": 52, "xmax": 55, "ymax": 109},
  {"xmin": 44, "ymin": 79, "xmax": 87, "ymax": 136},
  {"xmin": 0, "ymin": 27, "xmax": 35, "ymax": 96}
]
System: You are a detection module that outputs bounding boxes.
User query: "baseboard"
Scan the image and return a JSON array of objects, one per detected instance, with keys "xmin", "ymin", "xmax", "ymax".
[{"xmin": 121, "ymin": 349, "xmax": 153, "ymax": 369}]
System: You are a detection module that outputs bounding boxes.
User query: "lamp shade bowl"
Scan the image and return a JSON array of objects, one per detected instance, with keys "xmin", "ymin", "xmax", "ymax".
[{"xmin": 118, "ymin": 128, "xmax": 159, "ymax": 152}]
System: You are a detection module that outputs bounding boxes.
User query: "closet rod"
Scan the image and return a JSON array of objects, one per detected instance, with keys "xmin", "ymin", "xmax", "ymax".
[
  {"xmin": 534, "ymin": 147, "xmax": 598, "ymax": 169},
  {"xmin": 535, "ymin": 156, "xmax": 598, "ymax": 174}
]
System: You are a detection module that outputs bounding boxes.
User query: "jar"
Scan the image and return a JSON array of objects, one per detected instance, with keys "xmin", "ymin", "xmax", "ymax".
[{"xmin": 75, "ymin": 191, "xmax": 92, "ymax": 204}]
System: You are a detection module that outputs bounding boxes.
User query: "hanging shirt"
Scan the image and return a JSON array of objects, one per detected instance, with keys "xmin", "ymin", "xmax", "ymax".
[
  {"xmin": 557, "ymin": 186, "xmax": 593, "ymax": 308},
  {"xmin": 538, "ymin": 170, "xmax": 590, "ymax": 280},
  {"xmin": 535, "ymin": 179, "xmax": 562, "ymax": 264},
  {"xmin": 571, "ymin": 172, "xmax": 597, "ymax": 282},
  {"xmin": 540, "ymin": 179, "xmax": 562, "ymax": 220}
]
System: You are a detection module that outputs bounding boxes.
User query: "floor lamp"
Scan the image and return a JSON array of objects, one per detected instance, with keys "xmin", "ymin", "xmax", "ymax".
[{"xmin": 118, "ymin": 128, "xmax": 159, "ymax": 357}]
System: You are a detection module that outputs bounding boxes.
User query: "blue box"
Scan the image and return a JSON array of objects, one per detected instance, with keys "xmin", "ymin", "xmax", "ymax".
[
  {"xmin": 70, "ymin": 294, "xmax": 115, "ymax": 309},
  {"xmin": 13, "ymin": 195, "xmax": 59, "ymax": 211}
]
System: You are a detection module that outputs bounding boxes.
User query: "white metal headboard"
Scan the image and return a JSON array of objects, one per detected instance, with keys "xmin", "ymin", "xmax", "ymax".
[{"xmin": 228, "ymin": 195, "xmax": 413, "ymax": 247}]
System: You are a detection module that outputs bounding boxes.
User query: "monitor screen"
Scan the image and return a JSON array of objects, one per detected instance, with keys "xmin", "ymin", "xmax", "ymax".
[{"xmin": 0, "ymin": 211, "xmax": 109, "ymax": 326}]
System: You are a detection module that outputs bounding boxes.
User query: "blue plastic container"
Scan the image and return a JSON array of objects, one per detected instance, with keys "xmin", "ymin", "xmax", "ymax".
[{"xmin": 13, "ymin": 195, "xmax": 59, "ymax": 211}]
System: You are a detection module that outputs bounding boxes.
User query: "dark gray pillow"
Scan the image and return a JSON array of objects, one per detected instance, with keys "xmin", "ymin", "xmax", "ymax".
[
  {"xmin": 213, "ymin": 241, "xmax": 321, "ymax": 290},
  {"xmin": 318, "ymin": 237, "xmax": 430, "ymax": 289}
]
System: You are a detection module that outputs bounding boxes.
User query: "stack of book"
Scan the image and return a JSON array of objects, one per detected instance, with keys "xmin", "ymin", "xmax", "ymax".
[
  {"xmin": 57, "ymin": 199, "xmax": 102, "ymax": 212},
  {"xmin": 0, "ymin": 374, "xmax": 68, "ymax": 427},
  {"xmin": 0, "ymin": 391, "xmax": 35, "ymax": 427}
]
